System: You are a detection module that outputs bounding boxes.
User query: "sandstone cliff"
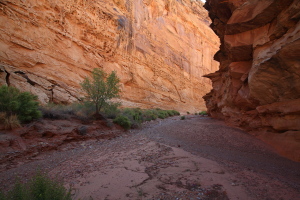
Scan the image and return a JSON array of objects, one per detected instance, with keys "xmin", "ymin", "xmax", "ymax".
[
  {"xmin": 0, "ymin": 0, "xmax": 219, "ymax": 113},
  {"xmin": 204, "ymin": 0, "xmax": 300, "ymax": 161}
]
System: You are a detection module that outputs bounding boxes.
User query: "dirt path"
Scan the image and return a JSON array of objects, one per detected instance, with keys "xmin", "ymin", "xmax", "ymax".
[{"xmin": 0, "ymin": 115, "xmax": 300, "ymax": 199}]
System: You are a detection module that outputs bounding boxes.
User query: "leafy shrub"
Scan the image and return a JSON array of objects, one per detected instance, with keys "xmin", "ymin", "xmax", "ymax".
[
  {"xmin": 102, "ymin": 102, "xmax": 121, "ymax": 119},
  {"xmin": 142, "ymin": 110, "xmax": 157, "ymax": 121},
  {"xmin": 170, "ymin": 110, "xmax": 180, "ymax": 116},
  {"xmin": 113, "ymin": 115, "xmax": 131, "ymax": 130},
  {"xmin": 113, "ymin": 108, "xmax": 180, "ymax": 130},
  {"xmin": 181, "ymin": 116, "xmax": 186, "ymax": 120},
  {"xmin": 123, "ymin": 108, "xmax": 143, "ymax": 122},
  {"xmin": 80, "ymin": 68, "xmax": 120, "ymax": 115},
  {"xmin": 0, "ymin": 173, "xmax": 71, "ymax": 200},
  {"xmin": 157, "ymin": 110, "xmax": 169, "ymax": 119},
  {"xmin": 166, "ymin": 110, "xmax": 175, "ymax": 116},
  {"xmin": 17, "ymin": 92, "xmax": 42, "ymax": 122},
  {"xmin": 195, "ymin": 113, "xmax": 198, "ymax": 115},
  {"xmin": 121, "ymin": 108, "xmax": 144, "ymax": 127},
  {"xmin": 199, "ymin": 111, "xmax": 207, "ymax": 115},
  {"xmin": 0, "ymin": 86, "xmax": 41, "ymax": 124}
]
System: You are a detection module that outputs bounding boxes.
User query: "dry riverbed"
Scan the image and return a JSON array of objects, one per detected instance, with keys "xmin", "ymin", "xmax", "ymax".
[{"xmin": 0, "ymin": 115, "xmax": 299, "ymax": 199}]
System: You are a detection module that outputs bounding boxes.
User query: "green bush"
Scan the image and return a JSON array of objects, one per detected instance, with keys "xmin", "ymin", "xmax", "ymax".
[
  {"xmin": 113, "ymin": 115, "xmax": 131, "ymax": 130},
  {"xmin": 157, "ymin": 110, "xmax": 169, "ymax": 119},
  {"xmin": 166, "ymin": 110, "xmax": 175, "ymax": 116},
  {"xmin": 142, "ymin": 110, "xmax": 157, "ymax": 121},
  {"xmin": 199, "ymin": 111, "xmax": 207, "ymax": 115},
  {"xmin": 121, "ymin": 108, "xmax": 144, "ymax": 127},
  {"xmin": 17, "ymin": 92, "xmax": 42, "ymax": 122},
  {"xmin": 113, "ymin": 108, "xmax": 180, "ymax": 130},
  {"xmin": 171, "ymin": 110, "xmax": 180, "ymax": 116},
  {"xmin": 0, "ymin": 173, "xmax": 71, "ymax": 200},
  {"xmin": 80, "ymin": 68, "xmax": 120, "ymax": 115},
  {"xmin": 102, "ymin": 102, "xmax": 121, "ymax": 119},
  {"xmin": 0, "ymin": 86, "xmax": 41, "ymax": 123},
  {"xmin": 181, "ymin": 116, "xmax": 186, "ymax": 120},
  {"xmin": 126, "ymin": 108, "xmax": 143, "ymax": 122}
]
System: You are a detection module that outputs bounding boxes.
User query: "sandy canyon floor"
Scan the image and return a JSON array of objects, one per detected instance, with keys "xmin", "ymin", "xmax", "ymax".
[{"xmin": 0, "ymin": 115, "xmax": 300, "ymax": 200}]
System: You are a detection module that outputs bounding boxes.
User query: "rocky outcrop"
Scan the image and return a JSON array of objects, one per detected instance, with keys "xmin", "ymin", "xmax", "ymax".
[
  {"xmin": 0, "ymin": 118, "xmax": 123, "ymax": 169},
  {"xmin": 0, "ymin": 0, "xmax": 219, "ymax": 113},
  {"xmin": 204, "ymin": 0, "xmax": 300, "ymax": 161}
]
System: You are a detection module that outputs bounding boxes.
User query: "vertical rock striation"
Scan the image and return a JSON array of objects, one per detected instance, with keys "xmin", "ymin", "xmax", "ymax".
[
  {"xmin": 204, "ymin": 0, "xmax": 300, "ymax": 161},
  {"xmin": 0, "ymin": 0, "xmax": 219, "ymax": 112}
]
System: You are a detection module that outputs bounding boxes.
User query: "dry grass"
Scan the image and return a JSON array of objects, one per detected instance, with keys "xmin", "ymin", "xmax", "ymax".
[
  {"xmin": 4, "ymin": 114, "xmax": 21, "ymax": 130},
  {"xmin": 0, "ymin": 112, "xmax": 5, "ymax": 122}
]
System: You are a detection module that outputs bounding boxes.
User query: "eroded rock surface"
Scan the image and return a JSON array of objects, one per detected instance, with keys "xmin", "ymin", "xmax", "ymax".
[
  {"xmin": 204, "ymin": 0, "xmax": 300, "ymax": 161},
  {"xmin": 0, "ymin": 118, "xmax": 122, "ymax": 168},
  {"xmin": 0, "ymin": 0, "xmax": 219, "ymax": 112}
]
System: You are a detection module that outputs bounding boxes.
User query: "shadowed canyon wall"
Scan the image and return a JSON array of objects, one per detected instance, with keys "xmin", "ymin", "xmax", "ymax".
[
  {"xmin": 204, "ymin": 0, "xmax": 300, "ymax": 161},
  {"xmin": 0, "ymin": 0, "xmax": 219, "ymax": 112}
]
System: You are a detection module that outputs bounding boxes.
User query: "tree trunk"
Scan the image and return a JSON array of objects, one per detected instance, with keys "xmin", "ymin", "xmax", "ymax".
[
  {"xmin": 95, "ymin": 103, "xmax": 99, "ymax": 115},
  {"xmin": 93, "ymin": 102, "xmax": 106, "ymax": 120}
]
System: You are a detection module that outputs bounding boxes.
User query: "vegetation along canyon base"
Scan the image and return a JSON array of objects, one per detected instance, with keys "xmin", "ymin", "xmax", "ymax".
[{"xmin": 0, "ymin": 0, "xmax": 299, "ymax": 199}]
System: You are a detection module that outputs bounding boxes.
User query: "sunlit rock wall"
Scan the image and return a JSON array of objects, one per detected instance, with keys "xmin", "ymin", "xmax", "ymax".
[{"xmin": 0, "ymin": 0, "xmax": 219, "ymax": 113}]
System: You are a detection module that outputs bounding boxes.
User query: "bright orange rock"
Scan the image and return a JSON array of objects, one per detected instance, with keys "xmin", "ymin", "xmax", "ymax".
[{"xmin": 0, "ymin": 0, "xmax": 219, "ymax": 113}]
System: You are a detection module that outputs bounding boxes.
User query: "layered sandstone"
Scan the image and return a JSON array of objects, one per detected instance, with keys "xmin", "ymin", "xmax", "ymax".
[
  {"xmin": 0, "ymin": 0, "xmax": 219, "ymax": 112},
  {"xmin": 204, "ymin": 0, "xmax": 300, "ymax": 161}
]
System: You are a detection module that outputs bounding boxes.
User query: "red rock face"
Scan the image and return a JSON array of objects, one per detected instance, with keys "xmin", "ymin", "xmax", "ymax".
[
  {"xmin": 0, "ymin": 0, "xmax": 219, "ymax": 113},
  {"xmin": 204, "ymin": 0, "xmax": 300, "ymax": 161}
]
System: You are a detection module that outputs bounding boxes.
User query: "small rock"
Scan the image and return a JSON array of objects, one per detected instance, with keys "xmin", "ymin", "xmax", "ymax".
[{"xmin": 78, "ymin": 126, "xmax": 88, "ymax": 136}]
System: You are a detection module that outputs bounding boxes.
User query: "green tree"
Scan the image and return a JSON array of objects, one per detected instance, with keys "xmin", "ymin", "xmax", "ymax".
[
  {"xmin": 0, "ymin": 85, "xmax": 41, "ymax": 123},
  {"xmin": 80, "ymin": 68, "xmax": 121, "ymax": 116}
]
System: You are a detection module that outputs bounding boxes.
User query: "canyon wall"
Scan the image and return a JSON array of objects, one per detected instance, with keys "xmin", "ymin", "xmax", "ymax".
[
  {"xmin": 0, "ymin": 0, "xmax": 219, "ymax": 113},
  {"xmin": 204, "ymin": 0, "xmax": 300, "ymax": 161}
]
